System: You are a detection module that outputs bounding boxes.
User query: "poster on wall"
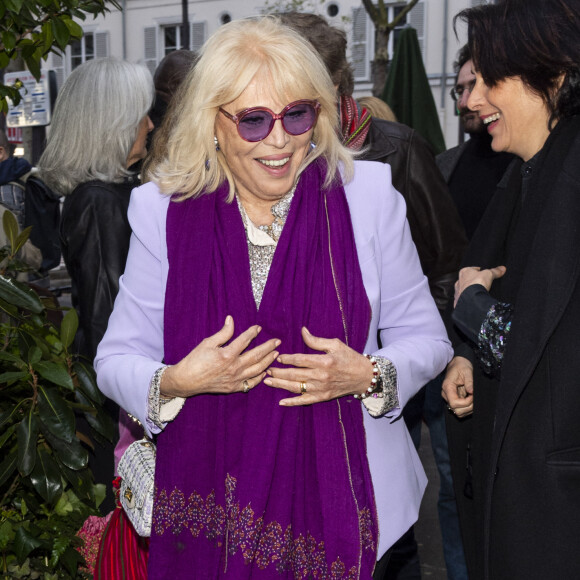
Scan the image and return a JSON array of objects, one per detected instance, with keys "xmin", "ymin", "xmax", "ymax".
[{"xmin": 4, "ymin": 70, "xmax": 52, "ymax": 128}]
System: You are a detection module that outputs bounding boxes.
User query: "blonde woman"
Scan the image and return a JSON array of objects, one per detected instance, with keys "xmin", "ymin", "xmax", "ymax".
[{"xmin": 96, "ymin": 18, "xmax": 451, "ymax": 578}]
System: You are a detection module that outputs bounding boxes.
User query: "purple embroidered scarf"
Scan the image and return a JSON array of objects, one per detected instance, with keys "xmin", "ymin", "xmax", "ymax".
[{"xmin": 149, "ymin": 159, "xmax": 378, "ymax": 578}]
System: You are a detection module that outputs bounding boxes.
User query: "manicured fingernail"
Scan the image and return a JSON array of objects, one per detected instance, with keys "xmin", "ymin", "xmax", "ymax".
[
  {"xmin": 225, "ymin": 315, "xmax": 232, "ymax": 324},
  {"xmin": 266, "ymin": 369, "xmax": 272, "ymax": 376},
  {"xmin": 264, "ymin": 378, "xmax": 273, "ymax": 386},
  {"xmin": 303, "ymin": 327, "xmax": 311, "ymax": 334},
  {"xmin": 256, "ymin": 325, "xmax": 262, "ymax": 333},
  {"xmin": 272, "ymin": 351, "xmax": 279, "ymax": 359},
  {"xmin": 275, "ymin": 340, "xmax": 281, "ymax": 347}
]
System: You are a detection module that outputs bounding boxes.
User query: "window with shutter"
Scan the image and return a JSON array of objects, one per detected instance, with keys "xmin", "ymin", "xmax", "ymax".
[
  {"xmin": 95, "ymin": 32, "xmax": 109, "ymax": 59},
  {"xmin": 351, "ymin": 2, "xmax": 426, "ymax": 83},
  {"xmin": 144, "ymin": 26, "xmax": 158, "ymax": 76},
  {"xmin": 49, "ymin": 51, "xmax": 66, "ymax": 91},
  {"xmin": 190, "ymin": 22, "xmax": 206, "ymax": 52},
  {"xmin": 351, "ymin": 7, "xmax": 370, "ymax": 82},
  {"xmin": 408, "ymin": 0, "xmax": 425, "ymax": 54},
  {"xmin": 149, "ymin": 21, "xmax": 206, "ymax": 66},
  {"xmin": 70, "ymin": 32, "xmax": 94, "ymax": 70}
]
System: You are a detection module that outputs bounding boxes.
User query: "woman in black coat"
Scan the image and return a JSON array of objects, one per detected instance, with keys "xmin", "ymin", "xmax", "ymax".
[
  {"xmin": 38, "ymin": 58, "xmax": 154, "ymax": 512},
  {"xmin": 442, "ymin": 1, "xmax": 580, "ymax": 579}
]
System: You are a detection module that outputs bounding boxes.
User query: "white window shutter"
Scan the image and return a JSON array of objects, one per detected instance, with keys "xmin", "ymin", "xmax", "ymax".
[
  {"xmin": 144, "ymin": 26, "xmax": 158, "ymax": 75},
  {"xmin": 95, "ymin": 31, "xmax": 109, "ymax": 58},
  {"xmin": 190, "ymin": 22, "xmax": 206, "ymax": 52},
  {"xmin": 49, "ymin": 51, "xmax": 66, "ymax": 91},
  {"xmin": 409, "ymin": 0, "xmax": 425, "ymax": 55},
  {"xmin": 351, "ymin": 7, "xmax": 369, "ymax": 82}
]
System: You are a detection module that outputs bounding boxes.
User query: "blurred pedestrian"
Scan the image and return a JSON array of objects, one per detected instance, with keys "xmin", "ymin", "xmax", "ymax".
[
  {"xmin": 150, "ymin": 49, "xmax": 196, "ymax": 130},
  {"xmin": 357, "ymin": 95, "xmax": 397, "ymax": 122},
  {"xmin": 0, "ymin": 129, "xmax": 32, "ymax": 228},
  {"xmin": 38, "ymin": 57, "xmax": 154, "ymax": 518},
  {"xmin": 438, "ymin": 45, "xmax": 514, "ymax": 239}
]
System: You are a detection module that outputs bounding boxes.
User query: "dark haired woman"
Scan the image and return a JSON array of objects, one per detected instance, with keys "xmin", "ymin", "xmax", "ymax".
[{"xmin": 442, "ymin": 1, "xmax": 580, "ymax": 578}]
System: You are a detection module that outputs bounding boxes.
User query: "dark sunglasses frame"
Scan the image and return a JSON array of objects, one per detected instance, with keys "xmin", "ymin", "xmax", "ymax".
[{"xmin": 219, "ymin": 99, "xmax": 321, "ymax": 142}]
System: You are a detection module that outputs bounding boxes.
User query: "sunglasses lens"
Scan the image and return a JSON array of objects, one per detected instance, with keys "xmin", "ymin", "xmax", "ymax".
[
  {"xmin": 234, "ymin": 102, "xmax": 318, "ymax": 142},
  {"xmin": 283, "ymin": 103, "xmax": 317, "ymax": 135},
  {"xmin": 238, "ymin": 110, "xmax": 273, "ymax": 142}
]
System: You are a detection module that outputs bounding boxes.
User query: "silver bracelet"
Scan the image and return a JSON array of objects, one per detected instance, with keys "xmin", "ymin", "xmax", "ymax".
[
  {"xmin": 147, "ymin": 365, "xmax": 170, "ymax": 429},
  {"xmin": 361, "ymin": 356, "xmax": 399, "ymax": 418}
]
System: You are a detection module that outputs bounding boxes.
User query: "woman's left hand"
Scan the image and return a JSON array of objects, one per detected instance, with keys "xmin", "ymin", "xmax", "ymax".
[
  {"xmin": 454, "ymin": 265, "xmax": 506, "ymax": 307},
  {"xmin": 263, "ymin": 327, "xmax": 373, "ymax": 406}
]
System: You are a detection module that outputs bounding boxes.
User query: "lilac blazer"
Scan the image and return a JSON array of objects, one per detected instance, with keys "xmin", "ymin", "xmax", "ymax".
[{"xmin": 95, "ymin": 159, "xmax": 452, "ymax": 557}]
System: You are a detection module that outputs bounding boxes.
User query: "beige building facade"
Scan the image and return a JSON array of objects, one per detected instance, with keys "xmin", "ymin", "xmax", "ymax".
[{"xmin": 43, "ymin": 0, "xmax": 489, "ymax": 148}]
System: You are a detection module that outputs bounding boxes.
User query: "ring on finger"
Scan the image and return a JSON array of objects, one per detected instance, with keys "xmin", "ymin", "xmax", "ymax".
[
  {"xmin": 299, "ymin": 381, "xmax": 307, "ymax": 395},
  {"xmin": 243, "ymin": 380, "xmax": 250, "ymax": 394}
]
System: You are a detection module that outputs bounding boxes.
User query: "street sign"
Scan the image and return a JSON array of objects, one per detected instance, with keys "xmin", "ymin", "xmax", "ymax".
[{"xmin": 4, "ymin": 70, "xmax": 52, "ymax": 128}]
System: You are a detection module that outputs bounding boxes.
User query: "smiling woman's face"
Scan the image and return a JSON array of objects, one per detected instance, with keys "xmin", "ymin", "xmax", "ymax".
[
  {"xmin": 467, "ymin": 72, "xmax": 552, "ymax": 161},
  {"xmin": 214, "ymin": 73, "xmax": 314, "ymax": 207}
]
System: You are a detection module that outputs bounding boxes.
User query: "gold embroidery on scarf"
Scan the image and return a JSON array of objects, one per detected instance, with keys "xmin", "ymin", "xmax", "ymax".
[
  {"xmin": 324, "ymin": 192, "xmax": 378, "ymax": 574},
  {"xmin": 153, "ymin": 473, "xmax": 369, "ymax": 578},
  {"xmin": 324, "ymin": 193, "xmax": 349, "ymax": 346}
]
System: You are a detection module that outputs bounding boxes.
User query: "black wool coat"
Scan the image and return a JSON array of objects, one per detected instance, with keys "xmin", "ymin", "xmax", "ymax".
[{"xmin": 449, "ymin": 114, "xmax": 580, "ymax": 580}]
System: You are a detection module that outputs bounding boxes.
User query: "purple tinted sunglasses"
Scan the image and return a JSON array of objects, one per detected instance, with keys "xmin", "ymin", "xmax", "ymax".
[{"xmin": 219, "ymin": 99, "xmax": 321, "ymax": 142}]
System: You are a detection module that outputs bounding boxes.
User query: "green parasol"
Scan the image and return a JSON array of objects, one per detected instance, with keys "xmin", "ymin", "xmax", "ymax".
[{"xmin": 382, "ymin": 26, "xmax": 446, "ymax": 154}]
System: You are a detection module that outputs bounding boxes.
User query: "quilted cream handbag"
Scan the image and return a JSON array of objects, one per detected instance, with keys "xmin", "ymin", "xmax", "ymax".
[{"xmin": 117, "ymin": 438, "xmax": 156, "ymax": 537}]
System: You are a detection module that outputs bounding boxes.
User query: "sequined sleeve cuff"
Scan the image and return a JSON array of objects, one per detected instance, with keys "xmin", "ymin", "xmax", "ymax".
[
  {"xmin": 362, "ymin": 356, "xmax": 399, "ymax": 418},
  {"xmin": 147, "ymin": 366, "xmax": 186, "ymax": 430},
  {"xmin": 477, "ymin": 302, "xmax": 513, "ymax": 378},
  {"xmin": 452, "ymin": 285, "xmax": 513, "ymax": 378}
]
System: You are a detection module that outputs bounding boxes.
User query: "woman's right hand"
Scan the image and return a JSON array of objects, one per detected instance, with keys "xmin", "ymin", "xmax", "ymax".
[
  {"xmin": 454, "ymin": 265, "xmax": 506, "ymax": 307},
  {"xmin": 160, "ymin": 315, "xmax": 280, "ymax": 397},
  {"xmin": 442, "ymin": 356, "xmax": 474, "ymax": 418}
]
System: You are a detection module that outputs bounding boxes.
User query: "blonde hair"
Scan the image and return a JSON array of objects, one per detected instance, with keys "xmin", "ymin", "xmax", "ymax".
[
  {"xmin": 357, "ymin": 96, "xmax": 397, "ymax": 122},
  {"xmin": 145, "ymin": 16, "xmax": 354, "ymax": 201},
  {"xmin": 38, "ymin": 58, "xmax": 154, "ymax": 196}
]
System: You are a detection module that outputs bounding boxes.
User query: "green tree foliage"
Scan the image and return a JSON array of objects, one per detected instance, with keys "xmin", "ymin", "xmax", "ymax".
[
  {"xmin": 0, "ymin": 0, "xmax": 120, "ymax": 113},
  {"xmin": 0, "ymin": 212, "xmax": 113, "ymax": 578}
]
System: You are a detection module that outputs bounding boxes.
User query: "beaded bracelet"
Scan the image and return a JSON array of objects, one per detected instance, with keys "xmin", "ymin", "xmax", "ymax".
[{"xmin": 353, "ymin": 354, "xmax": 382, "ymax": 400}]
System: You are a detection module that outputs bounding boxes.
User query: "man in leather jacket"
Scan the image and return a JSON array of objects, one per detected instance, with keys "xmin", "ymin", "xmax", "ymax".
[
  {"xmin": 363, "ymin": 118, "xmax": 467, "ymax": 309},
  {"xmin": 280, "ymin": 13, "xmax": 467, "ymax": 313}
]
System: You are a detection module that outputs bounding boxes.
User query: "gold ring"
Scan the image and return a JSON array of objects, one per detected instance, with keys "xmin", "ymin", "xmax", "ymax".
[
  {"xmin": 243, "ymin": 380, "xmax": 250, "ymax": 393},
  {"xmin": 299, "ymin": 382, "xmax": 307, "ymax": 395}
]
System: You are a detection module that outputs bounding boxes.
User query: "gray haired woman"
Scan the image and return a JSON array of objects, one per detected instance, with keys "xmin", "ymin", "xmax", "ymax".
[{"xmin": 38, "ymin": 57, "xmax": 154, "ymax": 514}]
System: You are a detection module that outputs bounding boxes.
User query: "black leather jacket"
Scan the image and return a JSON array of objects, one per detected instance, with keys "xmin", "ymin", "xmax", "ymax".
[
  {"xmin": 360, "ymin": 119, "xmax": 468, "ymax": 310},
  {"xmin": 61, "ymin": 178, "xmax": 137, "ymax": 360}
]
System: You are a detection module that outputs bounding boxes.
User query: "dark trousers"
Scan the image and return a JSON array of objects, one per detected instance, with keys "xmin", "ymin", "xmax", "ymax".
[
  {"xmin": 373, "ymin": 548, "xmax": 393, "ymax": 579},
  {"xmin": 386, "ymin": 375, "xmax": 468, "ymax": 580}
]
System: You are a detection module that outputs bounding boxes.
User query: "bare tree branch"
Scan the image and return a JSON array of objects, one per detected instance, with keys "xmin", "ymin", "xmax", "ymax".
[{"xmin": 359, "ymin": 0, "xmax": 421, "ymax": 96}]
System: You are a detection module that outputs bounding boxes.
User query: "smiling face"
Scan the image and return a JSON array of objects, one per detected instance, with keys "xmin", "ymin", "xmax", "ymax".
[
  {"xmin": 467, "ymin": 72, "xmax": 552, "ymax": 161},
  {"xmin": 214, "ymin": 73, "xmax": 314, "ymax": 211}
]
